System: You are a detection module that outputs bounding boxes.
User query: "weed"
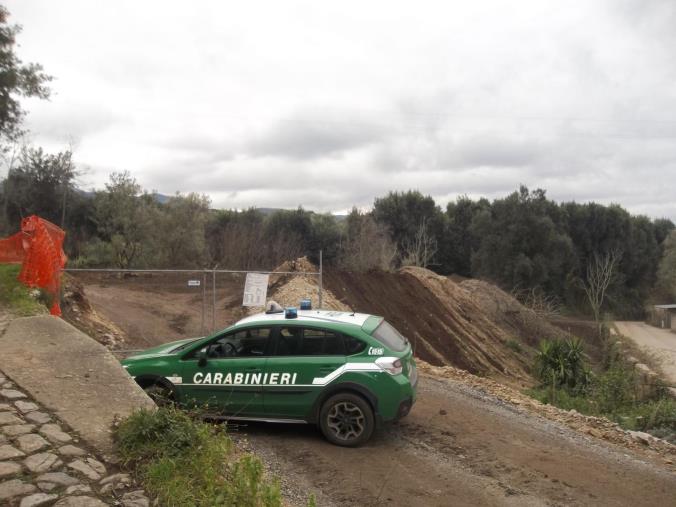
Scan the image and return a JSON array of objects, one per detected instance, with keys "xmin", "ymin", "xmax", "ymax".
[
  {"xmin": 506, "ymin": 339, "xmax": 523, "ymax": 354},
  {"xmin": 0, "ymin": 264, "xmax": 47, "ymax": 315},
  {"xmin": 115, "ymin": 407, "xmax": 282, "ymax": 507}
]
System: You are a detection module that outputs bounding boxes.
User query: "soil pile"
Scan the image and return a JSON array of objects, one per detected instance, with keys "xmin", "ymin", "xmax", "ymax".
[
  {"xmin": 324, "ymin": 266, "xmax": 533, "ymax": 383},
  {"xmin": 460, "ymin": 279, "xmax": 568, "ymax": 347}
]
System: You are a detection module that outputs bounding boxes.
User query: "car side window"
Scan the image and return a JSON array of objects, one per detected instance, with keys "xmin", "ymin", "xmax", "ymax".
[
  {"xmin": 201, "ymin": 327, "xmax": 271, "ymax": 358},
  {"xmin": 344, "ymin": 335, "xmax": 366, "ymax": 355},
  {"xmin": 276, "ymin": 327, "xmax": 345, "ymax": 356}
]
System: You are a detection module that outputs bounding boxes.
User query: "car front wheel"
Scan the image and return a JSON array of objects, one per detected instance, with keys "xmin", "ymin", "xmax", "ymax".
[
  {"xmin": 143, "ymin": 383, "xmax": 175, "ymax": 407},
  {"xmin": 319, "ymin": 393, "xmax": 374, "ymax": 447}
]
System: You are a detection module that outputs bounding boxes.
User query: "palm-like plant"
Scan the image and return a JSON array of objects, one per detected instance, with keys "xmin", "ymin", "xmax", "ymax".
[{"xmin": 534, "ymin": 338, "xmax": 591, "ymax": 399}]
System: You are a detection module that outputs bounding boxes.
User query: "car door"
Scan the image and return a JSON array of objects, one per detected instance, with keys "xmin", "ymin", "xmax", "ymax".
[
  {"xmin": 264, "ymin": 325, "xmax": 346, "ymax": 419},
  {"xmin": 179, "ymin": 327, "xmax": 271, "ymax": 417}
]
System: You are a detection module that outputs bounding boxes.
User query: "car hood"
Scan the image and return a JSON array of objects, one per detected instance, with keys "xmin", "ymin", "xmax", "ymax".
[{"xmin": 124, "ymin": 336, "xmax": 202, "ymax": 360}]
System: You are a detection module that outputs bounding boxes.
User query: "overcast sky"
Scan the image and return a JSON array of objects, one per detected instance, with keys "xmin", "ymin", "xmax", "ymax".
[{"xmin": 5, "ymin": 0, "xmax": 676, "ymax": 217}]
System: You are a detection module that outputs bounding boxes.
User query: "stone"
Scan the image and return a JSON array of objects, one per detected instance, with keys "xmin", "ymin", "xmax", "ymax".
[
  {"xmin": 0, "ymin": 403, "xmax": 13, "ymax": 411},
  {"xmin": 15, "ymin": 401, "xmax": 39, "ymax": 413},
  {"xmin": 0, "ymin": 443, "xmax": 25, "ymax": 460},
  {"xmin": 24, "ymin": 452, "xmax": 63, "ymax": 473},
  {"xmin": 2, "ymin": 423, "xmax": 35, "ymax": 436},
  {"xmin": 121, "ymin": 490, "xmax": 150, "ymax": 507},
  {"xmin": 0, "ymin": 479, "xmax": 37, "ymax": 501},
  {"xmin": 67, "ymin": 459, "xmax": 102, "ymax": 480},
  {"xmin": 0, "ymin": 411, "xmax": 22, "ymax": 425},
  {"xmin": 36, "ymin": 472, "xmax": 80, "ymax": 486},
  {"xmin": 20, "ymin": 492, "xmax": 59, "ymax": 507},
  {"xmin": 587, "ymin": 427, "xmax": 603, "ymax": 438},
  {"xmin": 16, "ymin": 433, "xmax": 50, "ymax": 454},
  {"xmin": 0, "ymin": 461, "xmax": 21, "ymax": 478},
  {"xmin": 100, "ymin": 473, "xmax": 131, "ymax": 486},
  {"xmin": 85, "ymin": 457, "xmax": 106, "ymax": 475},
  {"xmin": 25, "ymin": 412, "xmax": 52, "ymax": 425},
  {"xmin": 39, "ymin": 424, "xmax": 72, "ymax": 444},
  {"xmin": 65, "ymin": 485, "xmax": 91, "ymax": 495},
  {"xmin": 54, "ymin": 496, "xmax": 109, "ymax": 507},
  {"xmin": 37, "ymin": 482, "xmax": 57, "ymax": 491},
  {"xmin": 0, "ymin": 389, "xmax": 26, "ymax": 400},
  {"xmin": 628, "ymin": 430, "xmax": 652, "ymax": 445},
  {"xmin": 58, "ymin": 445, "xmax": 87, "ymax": 457}
]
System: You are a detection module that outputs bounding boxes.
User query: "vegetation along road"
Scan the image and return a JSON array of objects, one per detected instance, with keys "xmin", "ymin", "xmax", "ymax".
[{"xmin": 233, "ymin": 374, "xmax": 676, "ymax": 507}]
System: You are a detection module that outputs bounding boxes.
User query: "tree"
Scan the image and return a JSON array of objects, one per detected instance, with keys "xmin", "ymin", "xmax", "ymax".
[
  {"xmin": 93, "ymin": 171, "xmax": 157, "ymax": 268},
  {"xmin": 155, "ymin": 193, "xmax": 210, "ymax": 268},
  {"xmin": 580, "ymin": 250, "xmax": 621, "ymax": 336},
  {"xmin": 339, "ymin": 208, "xmax": 397, "ymax": 271},
  {"xmin": 0, "ymin": 6, "xmax": 51, "ymax": 142},
  {"xmin": 656, "ymin": 230, "xmax": 676, "ymax": 302},
  {"xmin": 401, "ymin": 217, "xmax": 438, "ymax": 268}
]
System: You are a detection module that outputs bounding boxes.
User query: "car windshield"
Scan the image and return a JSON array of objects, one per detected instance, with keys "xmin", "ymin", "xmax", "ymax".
[
  {"xmin": 371, "ymin": 320, "xmax": 408, "ymax": 352},
  {"xmin": 170, "ymin": 338, "xmax": 200, "ymax": 353}
]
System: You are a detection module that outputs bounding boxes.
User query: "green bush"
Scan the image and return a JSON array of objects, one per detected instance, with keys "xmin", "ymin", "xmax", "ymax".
[
  {"xmin": 115, "ymin": 407, "xmax": 281, "ymax": 507},
  {"xmin": 534, "ymin": 337, "xmax": 591, "ymax": 393}
]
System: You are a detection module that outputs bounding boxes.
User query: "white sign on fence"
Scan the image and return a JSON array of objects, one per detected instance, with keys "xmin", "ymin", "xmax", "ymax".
[
  {"xmin": 242, "ymin": 273, "xmax": 269, "ymax": 307},
  {"xmin": 187, "ymin": 280, "xmax": 201, "ymax": 287}
]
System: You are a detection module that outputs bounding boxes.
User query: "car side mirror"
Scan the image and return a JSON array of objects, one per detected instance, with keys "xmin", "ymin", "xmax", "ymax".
[{"xmin": 197, "ymin": 350, "xmax": 208, "ymax": 367}]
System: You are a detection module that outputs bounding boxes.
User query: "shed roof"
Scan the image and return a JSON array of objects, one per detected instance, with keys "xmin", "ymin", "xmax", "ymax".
[{"xmin": 654, "ymin": 304, "xmax": 676, "ymax": 309}]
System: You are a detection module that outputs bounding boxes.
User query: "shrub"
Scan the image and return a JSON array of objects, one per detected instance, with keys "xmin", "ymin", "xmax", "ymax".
[{"xmin": 534, "ymin": 337, "xmax": 591, "ymax": 393}]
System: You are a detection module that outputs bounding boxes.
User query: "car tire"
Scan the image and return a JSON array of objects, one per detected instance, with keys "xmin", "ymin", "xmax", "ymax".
[
  {"xmin": 144, "ymin": 383, "xmax": 175, "ymax": 407},
  {"xmin": 319, "ymin": 392, "xmax": 374, "ymax": 447}
]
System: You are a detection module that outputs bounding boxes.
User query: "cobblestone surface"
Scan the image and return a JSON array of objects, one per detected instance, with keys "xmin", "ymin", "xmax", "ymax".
[{"xmin": 0, "ymin": 311, "xmax": 151, "ymax": 507}]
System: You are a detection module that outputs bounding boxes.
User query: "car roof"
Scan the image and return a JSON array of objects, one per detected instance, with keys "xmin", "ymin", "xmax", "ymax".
[{"xmin": 234, "ymin": 310, "xmax": 375, "ymax": 328}]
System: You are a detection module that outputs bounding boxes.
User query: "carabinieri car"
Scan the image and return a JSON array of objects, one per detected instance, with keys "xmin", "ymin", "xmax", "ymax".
[{"xmin": 121, "ymin": 305, "xmax": 418, "ymax": 446}]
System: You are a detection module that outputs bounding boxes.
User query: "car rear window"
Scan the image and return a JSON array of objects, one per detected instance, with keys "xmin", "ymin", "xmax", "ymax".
[{"xmin": 371, "ymin": 320, "xmax": 408, "ymax": 352}]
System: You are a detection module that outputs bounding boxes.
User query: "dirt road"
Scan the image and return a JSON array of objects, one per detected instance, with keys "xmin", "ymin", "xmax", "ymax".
[
  {"xmin": 233, "ymin": 375, "xmax": 676, "ymax": 507},
  {"xmin": 615, "ymin": 321, "xmax": 676, "ymax": 386}
]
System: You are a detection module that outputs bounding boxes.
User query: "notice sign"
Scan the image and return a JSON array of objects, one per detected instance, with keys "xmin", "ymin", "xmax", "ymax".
[
  {"xmin": 187, "ymin": 280, "xmax": 201, "ymax": 287},
  {"xmin": 243, "ymin": 273, "xmax": 269, "ymax": 307}
]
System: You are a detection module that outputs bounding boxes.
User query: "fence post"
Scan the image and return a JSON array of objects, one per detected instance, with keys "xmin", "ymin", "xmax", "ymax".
[
  {"xmin": 212, "ymin": 266, "xmax": 217, "ymax": 332},
  {"xmin": 318, "ymin": 249, "xmax": 323, "ymax": 309},
  {"xmin": 201, "ymin": 271, "xmax": 206, "ymax": 335}
]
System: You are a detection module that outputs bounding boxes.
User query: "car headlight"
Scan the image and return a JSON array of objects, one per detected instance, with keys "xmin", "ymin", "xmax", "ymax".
[{"xmin": 375, "ymin": 357, "xmax": 403, "ymax": 375}]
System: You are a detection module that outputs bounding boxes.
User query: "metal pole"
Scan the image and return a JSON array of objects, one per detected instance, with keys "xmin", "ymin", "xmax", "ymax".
[
  {"xmin": 212, "ymin": 266, "xmax": 217, "ymax": 332},
  {"xmin": 201, "ymin": 271, "xmax": 206, "ymax": 335},
  {"xmin": 318, "ymin": 249, "xmax": 323, "ymax": 309}
]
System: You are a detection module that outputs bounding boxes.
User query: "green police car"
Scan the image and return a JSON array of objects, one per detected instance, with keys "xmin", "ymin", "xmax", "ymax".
[{"xmin": 121, "ymin": 306, "xmax": 418, "ymax": 446}]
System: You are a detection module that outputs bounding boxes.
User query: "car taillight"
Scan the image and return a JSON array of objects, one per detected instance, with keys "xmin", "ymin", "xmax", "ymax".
[{"xmin": 376, "ymin": 357, "xmax": 403, "ymax": 375}]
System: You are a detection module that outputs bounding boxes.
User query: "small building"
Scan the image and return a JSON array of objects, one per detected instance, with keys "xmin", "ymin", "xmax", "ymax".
[{"xmin": 649, "ymin": 304, "xmax": 676, "ymax": 330}]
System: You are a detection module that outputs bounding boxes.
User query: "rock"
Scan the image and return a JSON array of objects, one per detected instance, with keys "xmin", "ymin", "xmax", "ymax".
[
  {"xmin": 16, "ymin": 433, "xmax": 50, "ymax": 454},
  {"xmin": 0, "ymin": 411, "xmax": 22, "ymax": 425},
  {"xmin": 85, "ymin": 457, "xmax": 106, "ymax": 475},
  {"xmin": 24, "ymin": 452, "xmax": 63, "ymax": 473},
  {"xmin": 568, "ymin": 409, "xmax": 579, "ymax": 415},
  {"xmin": 628, "ymin": 430, "xmax": 652, "ymax": 445},
  {"xmin": 0, "ymin": 389, "xmax": 26, "ymax": 400},
  {"xmin": 122, "ymin": 490, "xmax": 150, "ymax": 507},
  {"xmin": 58, "ymin": 445, "xmax": 87, "ymax": 457},
  {"xmin": 0, "ymin": 443, "xmax": 25, "ymax": 460},
  {"xmin": 54, "ymin": 496, "xmax": 109, "ymax": 507},
  {"xmin": 2, "ymin": 424, "xmax": 35, "ymax": 436},
  {"xmin": 25, "ymin": 412, "xmax": 51, "ymax": 425},
  {"xmin": 587, "ymin": 427, "xmax": 603, "ymax": 438},
  {"xmin": 100, "ymin": 473, "xmax": 131, "ymax": 486},
  {"xmin": 67, "ymin": 459, "xmax": 102, "ymax": 480},
  {"xmin": 0, "ymin": 403, "xmax": 13, "ymax": 411},
  {"xmin": 39, "ymin": 424, "xmax": 72, "ymax": 444},
  {"xmin": 14, "ymin": 401, "xmax": 39, "ymax": 413},
  {"xmin": 0, "ymin": 461, "xmax": 21, "ymax": 478},
  {"xmin": 0, "ymin": 479, "xmax": 37, "ymax": 501},
  {"xmin": 20, "ymin": 492, "xmax": 59, "ymax": 507},
  {"xmin": 36, "ymin": 472, "xmax": 80, "ymax": 486},
  {"xmin": 37, "ymin": 482, "xmax": 57, "ymax": 491},
  {"xmin": 65, "ymin": 485, "xmax": 92, "ymax": 495}
]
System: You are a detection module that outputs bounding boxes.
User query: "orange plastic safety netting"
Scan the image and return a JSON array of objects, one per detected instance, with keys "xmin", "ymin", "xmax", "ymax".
[{"xmin": 0, "ymin": 216, "xmax": 67, "ymax": 316}]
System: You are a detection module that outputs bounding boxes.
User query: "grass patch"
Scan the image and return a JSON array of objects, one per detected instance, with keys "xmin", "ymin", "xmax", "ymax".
[
  {"xmin": 114, "ymin": 407, "xmax": 283, "ymax": 507},
  {"xmin": 0, "ymin": 264, "xmax": 48, "ymax": 316}
]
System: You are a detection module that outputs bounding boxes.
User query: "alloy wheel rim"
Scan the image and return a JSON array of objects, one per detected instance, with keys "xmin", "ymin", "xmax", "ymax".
[{"xmin": 327, "ymin": 401, "xmax": 365, "ymax": 441}]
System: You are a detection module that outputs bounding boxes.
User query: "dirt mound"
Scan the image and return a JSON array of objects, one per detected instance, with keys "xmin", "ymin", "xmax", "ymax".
[
  {"xmin": 324, "ymin": 266, "xmax": 532, "ymax": 383},
  {"xmin": 61, "ymin": 274, "xmax": 128, "ymax": 348},
  {"xmin": 460, "ymin": 279, "xmax": 569, "ymax": 347}
]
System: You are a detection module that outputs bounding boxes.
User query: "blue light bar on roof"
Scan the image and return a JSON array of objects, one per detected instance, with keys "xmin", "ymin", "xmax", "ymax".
[
  {"xmin": 300, "ymin": 299, "xmax": 312, "ymax": 310},
  {"xmin": 285, "ymin": 307, "xmax": 298, "ymax": 319}
]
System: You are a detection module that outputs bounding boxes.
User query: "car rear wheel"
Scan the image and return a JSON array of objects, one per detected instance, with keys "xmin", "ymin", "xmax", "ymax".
[
  {"xmin": 143, "ymin": 383, "xmax": 175, "ymax": 407},
  {"xmin": 319, "ymin": 393, "xmax": 374, "ymax": 447}
]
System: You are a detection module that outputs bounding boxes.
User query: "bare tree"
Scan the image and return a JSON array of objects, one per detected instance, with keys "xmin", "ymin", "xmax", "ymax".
[
  {"xmin": 401, "ymin": 218, "xmax": 438, "ymax": 268},
  {"xmin": 580, "ymin": 250, "xmax": 622, "ymax": 336}
]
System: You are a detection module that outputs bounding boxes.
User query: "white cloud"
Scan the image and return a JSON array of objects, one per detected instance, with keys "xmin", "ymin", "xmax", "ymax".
[{"xmin": 5, "ymin": 0, "xmax": 676, "ymax": 218}]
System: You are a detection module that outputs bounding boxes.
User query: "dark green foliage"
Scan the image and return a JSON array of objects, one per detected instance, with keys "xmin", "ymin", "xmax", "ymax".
[
  {"xmin": 115, "ymin": 407, "xmax": 282, "ymax": 507},
  {"xmin": 534, "ymin": 337, "xmax": 591, "ymax": 392}
]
